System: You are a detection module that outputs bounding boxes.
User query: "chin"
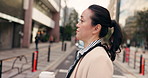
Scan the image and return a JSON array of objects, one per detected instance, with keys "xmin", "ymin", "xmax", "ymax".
[{"xmin": 76, "ymin": 35, "xmax": 80, "ymax": 40}]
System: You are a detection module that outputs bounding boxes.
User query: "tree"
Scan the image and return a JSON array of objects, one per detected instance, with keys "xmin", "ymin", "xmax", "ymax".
[
  {"xmin": 134, "ymin": 9, "xmax": 148, "ymax": 48},
  {"xmin": 66, "ymin": 9, "xmax": 78, "ymax": 36},
  {"xmin": 60, "ymin": 9, "xmax": 78, "ymax": 41}
]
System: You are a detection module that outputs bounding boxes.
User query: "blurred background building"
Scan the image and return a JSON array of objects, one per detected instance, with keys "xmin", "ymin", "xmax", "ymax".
[
  {"xmin": 108, "ymin": 0, "xmax": 120, "ymax": 20},
  {"xmin": 107, "ymin": 0, "xmax": 148, "ymax": 48},
  {"xmin": 0, "ymin": 0, "xmax": 61, "ymax": 49},
  {"xmin": 120, "ymin": 0, "xmax": 148, "ymax": 48},
  {"xmin": 0, "ymin": 0, "xmax": 148, "ymax": 50}
]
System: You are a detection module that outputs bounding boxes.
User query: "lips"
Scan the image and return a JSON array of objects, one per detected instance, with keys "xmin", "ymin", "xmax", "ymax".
[{"xmin": 76, "ymin": 29, "xmax": 79, "ymax": 33}]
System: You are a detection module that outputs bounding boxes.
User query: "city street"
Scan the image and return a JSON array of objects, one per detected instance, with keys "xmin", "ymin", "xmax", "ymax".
[
  {"xmin": 0, "ymin": 42, "xmax": 76, "ymax": 78},
  {"xmin": 0, "ymin": 42, "xmax": 147, "ymax": 78},
  {"xmin": 54, "ymin": 49, "xmax": 126, "ymax": 78},
  {"xmin": 0, "ymin": 0, "xmax": 148, "ymax": 78}
]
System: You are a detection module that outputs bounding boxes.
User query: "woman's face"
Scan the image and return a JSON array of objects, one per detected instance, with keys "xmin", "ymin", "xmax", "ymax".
[{"xmin": 76, "ymin": 9, "xmax": 95, "ymax": 41}]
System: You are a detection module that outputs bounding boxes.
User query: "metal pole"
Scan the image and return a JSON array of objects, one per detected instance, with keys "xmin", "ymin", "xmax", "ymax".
[
  {"xmin": 122, "ymin": 50, "xmax": 125, "ymax": 63},
  {"xmin": 47, "ymin": 45, "xmax": 51, "ymax": 62},
  {"xmin": 64, "ymin": 43, "xmax": 67, "ymax": 51},
  {"xmin": 62, "ymin": 41, "xmax": 64, "ymax": 51},
  {"xmin": 116, "ymin": 0, "xmax": 121, "ymax": 23},
  {"xmin": 0, "ymin": 60, "xmax": 2, "ymax": 78},
  {"xmin": 139, "ymin": 55, "xmax": 142, "ymax": 74},
  {"xmin": 134, "ymin": 51, "xmax": 137, "ymax": 69},
  {"xmin": 32, "ymin": 52, "xmax": 34, "ymax": 72}
]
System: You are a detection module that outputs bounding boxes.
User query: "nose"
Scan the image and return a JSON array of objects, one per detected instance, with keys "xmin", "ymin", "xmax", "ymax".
[{"xmin": 76, "ymin": 22, "xmax": 80, "ymax": 27}]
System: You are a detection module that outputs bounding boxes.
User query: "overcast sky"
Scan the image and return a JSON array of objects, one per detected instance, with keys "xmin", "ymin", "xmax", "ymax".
[
  {"xmin": 62, "ymin": 0, "xmax": 148, "ymax": 26},
  {"xmin": 66, "ymin": 0, "xmax": 110, "ymax": 16}
]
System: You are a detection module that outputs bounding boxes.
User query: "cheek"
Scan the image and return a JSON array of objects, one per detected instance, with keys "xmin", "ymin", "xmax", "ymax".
[
  {"xmin": 80, "ymin": 27, "xmax": 92, "ymax": 36},
  {"xmin": 77, "ymin": 23, "xmax": 93, "ymax": 34},
  {"xmin": 76, "ymin": 28, "xmax": 85, "ymax": 39}
]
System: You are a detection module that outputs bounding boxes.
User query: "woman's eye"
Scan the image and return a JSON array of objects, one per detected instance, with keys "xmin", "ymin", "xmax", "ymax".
[
  {"xmin": 78, "ymin": 19, "xmax": 84, "ymax": 23},
  {"xmin": 80, "ymin": 20, "xmax": 84, "ymax": 23}
]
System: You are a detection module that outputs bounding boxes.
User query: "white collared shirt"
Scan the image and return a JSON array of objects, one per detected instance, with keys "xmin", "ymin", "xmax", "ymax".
[{"xmin": 77, "ymin": 39, "xmax": 101, "ymax": 58}]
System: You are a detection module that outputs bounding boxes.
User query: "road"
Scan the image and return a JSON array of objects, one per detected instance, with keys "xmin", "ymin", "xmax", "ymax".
[{"xmin": 55, "ymin": 49, "xmax": 126, "ymax": 78}]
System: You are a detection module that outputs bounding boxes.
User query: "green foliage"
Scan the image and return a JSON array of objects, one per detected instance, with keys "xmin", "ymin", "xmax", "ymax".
[
  {"xmin": 42, "ymin": 34, "xmax": 49, "ymax": 42},
  {"xmin": 60, "ymin": 9, "xmax": 78, "ymax": 41},
  {"xmin": 136, "ymin": 9, "xmax": 148, "ymax": 37},
  {"xmin": 121, "ymin": 29, "xmax": 128, "ymax": 43},
  {"xmin": 60, "ymin": 26, "xmax": 65, "ymax": 41},
  {"xmin": 60, "ymin": 25, "xmax": 74, "ymax": 41},
  {"xmin": 133, "ymin": 8, "xmax": 148, "ymax": 47}
]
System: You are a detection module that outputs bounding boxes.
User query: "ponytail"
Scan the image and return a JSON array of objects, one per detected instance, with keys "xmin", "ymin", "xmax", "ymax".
[
  {"xmin": 88, "ymin": 5, "xmax": 123, "ymax": 61},
  {"xmin": 108, "ymin": 20, "xmax": 122, "ymax": 61}
]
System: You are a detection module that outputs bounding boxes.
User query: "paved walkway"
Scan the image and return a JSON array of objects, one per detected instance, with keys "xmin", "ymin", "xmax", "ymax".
[
  {"xmin": 0, "ymin": 41, "xmax": 76, "ymax": 78},
  {"xmin": 1, "ymin": 43, "xmax": 148, "ymax": 78},
  {"xmin": 114, "ymin": 47, "xmax": 148, "ymax": 78}
]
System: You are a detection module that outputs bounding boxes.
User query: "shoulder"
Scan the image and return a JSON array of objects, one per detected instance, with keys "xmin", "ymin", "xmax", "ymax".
[
  {"xmin": 83, "ymin": 46, "xmax": 111, "ymax": 62},
  {"xmin": 82, "ymin": 47, "xmax": 113, "ymax": 76},
  {"xmin": 88, "ymin": 46, "xmax": 108, "ymax": 57},
  {"xmin": 87, "ymin": 47, "xmax": 113, "ymax": 68},
  {"xmin": 92, "ymin": 46, "xmax": 106, "ymax": 53}
]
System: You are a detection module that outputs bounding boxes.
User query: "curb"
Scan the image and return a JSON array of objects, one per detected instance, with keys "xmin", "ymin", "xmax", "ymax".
[
  {"xmin": 32, "ymin": 46, "xmax": 76, "ymax": 78},
  {"xmin": 114, "ymin": 60, "xmax": 138, "ymax": 78},
  {"xmin": 45, "ymin": 46, "xmax": 76, "ymax": 71}
]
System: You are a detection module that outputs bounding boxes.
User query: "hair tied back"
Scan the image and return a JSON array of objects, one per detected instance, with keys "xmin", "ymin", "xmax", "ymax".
[{"xmin": 109, "ymin": 20, "xmax": 116, "ymax": 28}]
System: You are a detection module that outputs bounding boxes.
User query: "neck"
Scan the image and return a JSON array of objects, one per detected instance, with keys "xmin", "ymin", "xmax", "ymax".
[{"xmin": 83, "ymin": 36, "xmax": 100, "ymax": 48}]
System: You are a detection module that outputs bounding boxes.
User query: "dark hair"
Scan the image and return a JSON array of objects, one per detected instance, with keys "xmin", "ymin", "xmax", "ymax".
[{"xmin": 88, "ymin": 5, "xmax": 123, "ymax": 61}]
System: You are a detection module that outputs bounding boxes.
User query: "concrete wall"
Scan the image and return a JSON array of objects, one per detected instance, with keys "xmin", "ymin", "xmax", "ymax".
[{"xmin": 0, "ymin": 22, "xmax": 13, "ymax": 50}]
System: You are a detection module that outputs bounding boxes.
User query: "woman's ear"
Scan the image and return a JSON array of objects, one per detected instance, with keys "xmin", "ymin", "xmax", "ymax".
[{"xmin": 92, "ymin": 24, "xmax": 101, "ymax": 34}]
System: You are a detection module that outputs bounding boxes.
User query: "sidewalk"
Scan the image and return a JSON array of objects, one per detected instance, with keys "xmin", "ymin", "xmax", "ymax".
[
  {"xmin": 0, "ymin": 41, "xmax": 76, "ymax": 78},
  {"xmin": 114, "ymin": 47, "xmax": 148, "ymax": 78}
]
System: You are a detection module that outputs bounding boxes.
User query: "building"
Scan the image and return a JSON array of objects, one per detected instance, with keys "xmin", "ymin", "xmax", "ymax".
[
  {"xmin": 119, "ymin": 0, "xmax": 148, "ymax": 26},
  {"xmin": 107, "ymin": 0, "xmax": 121, "ymax": 21},
  {"xmin": 124, "ymin": 16, "xmax": 137, "ymax": 40},
  {"xmin": 107, "ymin": 0, "xmax": 117, "ymax": 19},
  {"xmin": 0, "ymin": 0, "xmax": 60, "ymax": 50},
  {"xmin": 60, "ymin": 0, "xmax": 74, "ymax": 27}
]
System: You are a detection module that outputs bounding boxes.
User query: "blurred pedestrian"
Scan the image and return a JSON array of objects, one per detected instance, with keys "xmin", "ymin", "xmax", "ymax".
[
  {"xmin": 35, "ymin": 35, "xmax": 39, "ymax": 49},
  {"xmin": 49, "ymin": 35, "xmax": 54, "ymax": 43},
  {"xmin": 66, "ymin": 4, "xmax": 122, "ymax": 78}
]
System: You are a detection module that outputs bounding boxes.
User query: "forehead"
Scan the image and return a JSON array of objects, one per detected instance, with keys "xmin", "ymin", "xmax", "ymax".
[{"xmin": 81, "ymin": 9, "xmax": 93, "ymax": 19}]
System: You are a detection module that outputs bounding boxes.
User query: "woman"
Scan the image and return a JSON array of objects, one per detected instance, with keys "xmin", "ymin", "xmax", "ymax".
[{"xmin": 66, "ymin": 5, "xmax": 122, "ymax": 78}]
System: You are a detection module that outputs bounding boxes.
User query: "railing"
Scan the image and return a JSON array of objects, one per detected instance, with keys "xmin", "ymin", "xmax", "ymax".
[
  {"xmin": 121, "ymin": 47, "xmax": 148, "ymax": 76},
  {"xmin": 0, "ymin": 45, "xmax": 51, "ymax": 78},
  {"xmin": 0, "ymin": 53, "xmax": 32, "ymax": 78}
]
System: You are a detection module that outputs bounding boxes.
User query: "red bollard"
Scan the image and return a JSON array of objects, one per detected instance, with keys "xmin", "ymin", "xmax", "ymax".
[
  {"xmin": 140, "ymin": 55, "xmax": 145, "ymax": 75},
  {"xmin": 125, "ymin": 47, "xmax": 130, "ymax": 62},
  {"xmin": 32, "ymin": 51, "xmax": 38, "ymax": 72}
]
